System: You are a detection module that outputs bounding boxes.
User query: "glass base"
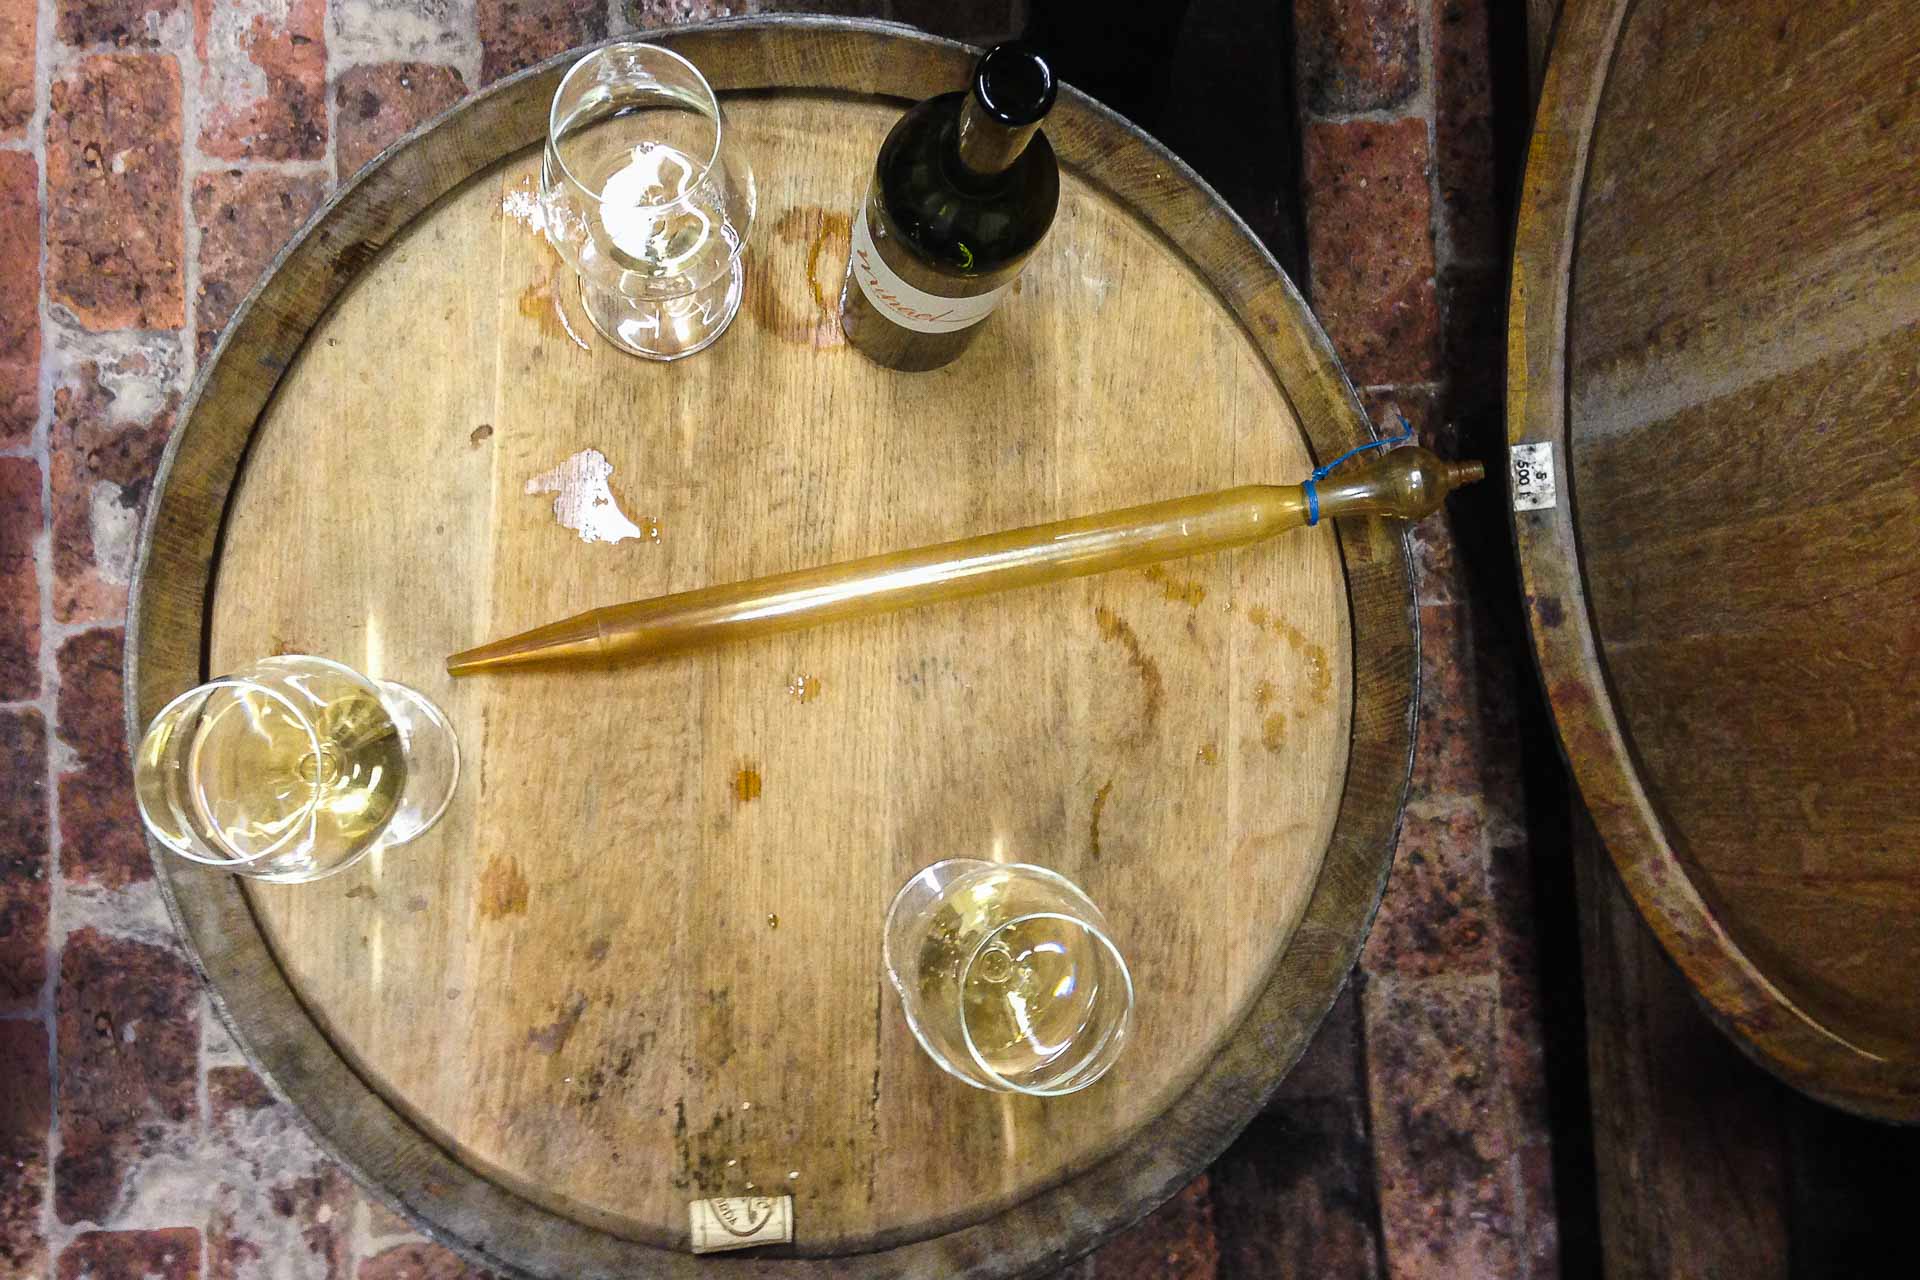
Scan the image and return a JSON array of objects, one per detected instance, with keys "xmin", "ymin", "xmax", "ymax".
[
  {"xmin": 579, "ymin": 254, "xmax": 745, "ymax": 361},
  {"xmin": 375, "ymin": 679, "xmax": 459, "ymax": 847}
]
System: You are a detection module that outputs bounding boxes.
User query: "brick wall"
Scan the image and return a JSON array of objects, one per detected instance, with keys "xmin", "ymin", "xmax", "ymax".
[{"xmin": 0, "ymin": 2, "xmax": 1559, "ymax": 1277}]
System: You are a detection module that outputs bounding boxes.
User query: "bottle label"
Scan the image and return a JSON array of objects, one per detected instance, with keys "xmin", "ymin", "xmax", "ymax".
[
  {"xmin": 688, "ymin": 1196, "xmax": 793, "ymax": 1254},
  {"xmin": 849, "ymin": 202, "xmax": 1011, "ymax": 334}
]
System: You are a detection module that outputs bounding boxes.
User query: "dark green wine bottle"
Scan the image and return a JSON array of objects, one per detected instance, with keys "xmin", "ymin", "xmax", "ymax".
[{"xmin": 840, "ymin": 44, "xmax": 1060, "ymax": 371}]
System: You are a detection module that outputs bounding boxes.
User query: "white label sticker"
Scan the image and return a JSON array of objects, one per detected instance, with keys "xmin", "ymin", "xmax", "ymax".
[
  {"xmin": 1510, "ymin": 442, "xmax": 1557, "ymax": 511},
  {"xmin": 849, "ymin": 200, "xmax": 1010, "ymax": 334},
  {"xmin": 689, "ymin": 1195, "xmax": 793, "ymax": 1254}
]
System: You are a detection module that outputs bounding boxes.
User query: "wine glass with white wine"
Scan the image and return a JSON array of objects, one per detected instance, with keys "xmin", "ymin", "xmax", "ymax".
[
  {"xmin": 540, "ymin": 42, "xmax": 755, "ymax": 360},
  {"xmin": 134, "ymin": 655, "xmax": 459, "ymax": 883},
  {"xmin": 884, "ymin": 860, "xmax": 1133, "ymax": 1095}
]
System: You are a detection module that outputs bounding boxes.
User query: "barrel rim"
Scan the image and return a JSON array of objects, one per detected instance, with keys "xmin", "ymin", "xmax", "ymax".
[
  {"xmin": 1505, "ymin": 0, "xmax": 1920, "ymax": 1121},
  {"xmin": 127, "ymin": 15, "xmax": 1419, "ymax": 1275}
]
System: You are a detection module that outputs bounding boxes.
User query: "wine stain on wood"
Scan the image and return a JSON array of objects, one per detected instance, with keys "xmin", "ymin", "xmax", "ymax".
[
  {"xmin": 1093, "ymin": 605, "xmax": 1164, "ymax": 731},
  {"xmin": 1254, "ymin": 678, "xmax": 1277, "ymax": 709},
  {"xmin": 516, "ymin": 269, "xmax": 589, "ymax": 353},
  {"xmin": 527, "ymin": 993, "xmax": 588, "ymax": 1055},
  {"xmin": 1141, "ymin": 564, "xmax": 1208, "ymax": 608},
  {"xmin": 344, "ymin": 884, "xmax": 376, "ymax": 901},
  {"xmin": 1246, "ymin": 605, "xmax": 1333, "ymax": 701},
  {"xmin": 406, "ymin": 894, "xmax": 428, "ymax": 913},
  {"xmin": 745, "ymin": 206, "xmax": 850, "ymax": 347},
  {"xmin": 767, "ymin": 913, "xmax": 779, "ymax": 929},
  {"xmin": 469, "ymin": 423, "xmax": 493, "ymax": 446},
  {"xmin": 1089, "ymin": 778, "xmax": 1114, "ymax": 860},
  {"xmin": 586, "ymin": 936, "xmax": 611, "ymax": 966},
  {"xmin": 699, "ymin": 988, "xmax": 737, "ymax": 1071},
  {"xmin": 788, "ymin": 673, "xmax": 822, "ymax": 703},
  {"xmin": 478, "ymin": 855, "xmax": 530, "ymax": 919},
  {"xmin": 1197, "ymin": 742, "xmax": 1219, "ymax": 765},
  {"xmin": 733, "ymin": 765, "xmax": 763, "ymax": 803},
  {"xmin": 1261, "ymin": 712, "xmax": 1288, "ymax": 753}
]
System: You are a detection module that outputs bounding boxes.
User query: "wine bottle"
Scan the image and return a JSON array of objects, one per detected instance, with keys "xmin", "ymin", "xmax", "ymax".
[{"xmin": 839, "ymin": 44, "xmax": 1060, "ymax": 371}]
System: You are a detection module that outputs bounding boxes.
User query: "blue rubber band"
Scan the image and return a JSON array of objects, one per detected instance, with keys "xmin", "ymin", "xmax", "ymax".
[{"xmin": 1305, "ymin": 413, "xmax": 1414, "ymax": 527}]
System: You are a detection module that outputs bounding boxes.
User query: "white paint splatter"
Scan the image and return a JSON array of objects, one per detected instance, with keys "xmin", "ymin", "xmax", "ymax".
[
  {"xmin": 525, "ymin": 449, "xmax": 644, "ymax": 545},
  {"xmin": 89, "ymin": 482, "xmax": 141, "ymax": 586}
]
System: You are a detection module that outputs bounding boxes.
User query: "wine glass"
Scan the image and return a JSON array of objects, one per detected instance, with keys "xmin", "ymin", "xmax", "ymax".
[
  {"xmin": 540, "ymin": 42, "xmax": 756, "ymax": 360},
  {"xmin": 883, "ymin": 859, "xmax": 1133, "ymax": 1095},
  {"xmin": 133, "ymin": 655, "xmax": 459, "ymax": 883}
]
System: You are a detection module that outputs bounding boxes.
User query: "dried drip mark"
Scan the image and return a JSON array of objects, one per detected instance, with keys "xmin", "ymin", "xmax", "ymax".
[
  {"xmin": 733, "ymin": 765, "xmax": 763, "ymax": 804},
  {"xmin": 517, "ymin": 271, "xmax": 591, "ymax": 353},
  {"xmin": 1089, "ymin": 778, "xmax": 1114, "ymax": 860},
  {"xmin": 527, "ymin": 993, "xmax": 589, "ymax": 1055},
  {"xmin": 1197, "ymin": 742, "xmax": 1220, "ymax": 765},
  {"xmin": 478, "ymin": 855, "xmax": 529, "ymax": 919},
  {"xmin": 469, "ymin": 423, "xmax": 493, "ymax": 446},
  {"xmin": 1093, "ymin": 605, "xmax": 1165, "ymax": 731},
  {"xmin": 744, "ymin": 206, "xmax": 851, "ymax": 346},
  {"xmin": 1261, "ymin": 712, "xmax": 1288, "ymax": 753},
  {"xmin": 1246, "ymin": 605, "xmax": 1334, "ymax": 701},
  {"xmin": 1141, "ymin": 564, "xmax": 1208, "ymax": 608},
  {"xmin": 787, "ymin": 673, "xmax": 822, "ymax": 703}
]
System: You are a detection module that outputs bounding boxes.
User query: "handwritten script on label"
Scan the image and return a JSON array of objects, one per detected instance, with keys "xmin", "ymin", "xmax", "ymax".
[{"xmin": 525, "ymin": 449, "xmax": 644, "ymax": 544}]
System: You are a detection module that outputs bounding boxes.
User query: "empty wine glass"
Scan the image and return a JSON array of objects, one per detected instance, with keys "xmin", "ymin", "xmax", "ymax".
[
  {"xmin": 540, "ymin": 42, "xmax": 756, "ymax": 360},
  {"xmin": 134, "ymin": 655, "xmax": 459, "ymax": 883},
  {"xmin": 883, "ymin": 859, "xmax": 1133, "ymax": 1095}
]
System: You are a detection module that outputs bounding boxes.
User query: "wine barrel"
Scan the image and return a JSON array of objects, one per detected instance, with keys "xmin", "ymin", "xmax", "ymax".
[
  {"xmin": 1510, "ymin": 0, "xmax": 1920, "ymax": 1118},
  {"xmin": 127, "ymin": 17, "xmax": 1417, "ymax": 1277}
]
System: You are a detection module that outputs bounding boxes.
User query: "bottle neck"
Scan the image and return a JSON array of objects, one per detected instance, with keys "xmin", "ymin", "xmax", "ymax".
[{"xmin": 955, "ymin": 93, "xmax": 1041, "ymax": 177}]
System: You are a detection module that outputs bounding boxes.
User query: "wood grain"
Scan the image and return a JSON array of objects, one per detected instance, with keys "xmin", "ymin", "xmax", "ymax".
[
  {"xmin": 128, "ymin": 19, "xmax": 1416, "ymax": 1278},
  {"xmin": 1508, "ymin": 0, "xmax": 1920, "ymax": 1116},
  {"xmin": 1573, "ymin": 810, "xmax": 1791, "ymax": 1280},
  {"xmin": 214, "ymin": 98, "xmax": 1352, "ymax": 1246}
]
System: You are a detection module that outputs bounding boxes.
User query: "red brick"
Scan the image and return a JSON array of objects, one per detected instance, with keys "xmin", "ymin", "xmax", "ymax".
[
  {"xmin": 207, "ymin": 1066, "xmax": 353, "ymax": 1280},
  {"xmin": 334, "ymin": 62, "xmax": 469, "ymax": 181},
  {"xmin": 1411, "ymin": 601, "xmax": 1518, "ymax": 804},
  {"xmin": 0, "ymin": 1020, "xmax": 50, "ymax": 1277},
  {"xmin": 193, "ymin": 169, "xmax": 328, "ymax": 358},
  {"xmin": 478, "ymin": 0, "xmax": 605, "ymax": 86},
  {"xmin": 0, "ymin": 457, "xmax": 41, "ymax": 701},
  {"xmin": 55, "ymin": 927, "xmax": 200, "ymax": 1225},
  {"xmin": 1512, "ymin": 1142, "xmax": 1560, "ymax": 1278},
  {"xmin": 0, "ymin": 153, "xmax": 39, "ymax": 448},
  {"xmin": 358, "ymin": 1241, "xmax": 499, "ymax": 1280},
  {"xmin": 51, "ymin": 355, "xmax": 178, "ymax": 625},
  {"xmin": 196, "ymin": 0, "xmax": 327, "ymax": 161},
  {"xmin": 1212, "ymin": 1100, "xmax": 1383, "ymax": 1278},
  {"xmin": 1435, "ymin": 0, "xmax": 1500, "ymax": 264},
  {"xmin": 58, "ymin": 628, "xmax": 151, "ymax": 888},
  {"xmin": 1364, "ymin": 804, "xmax": 1495, "ymax": 978},
  {"xmin": 56, "ymin": 0, "xmax": 184, "ymax": 49},
  {"xmin": 58, "ymin": 1228, "xmax": 201, "ymax": 1279},
  {"xmin": 0, "ymin": 0, "xmax": 32, "ymax": 140},
  {"xmin": 0, "ymin": 708, "xmax": 51, "ymax": 1011},
  {"xmin": 47, "ymin": 54, "xmax": 186, "ymax": 331},
  {"xmin": 1489, "ymin": 842, "xmax": 1552, "ymax": 1141},
  {"xmin": 1296, "ymin": 0, "xmax": 1420, "ymax": 114},
  {"xmin": 1365, "ymin": 974, "xmax": 1524, "ymax": 1279},
  {"xmin": 1303, "ymin": 118, "xmax": 1439, "ymax": 386},
  {"xmin": 1273, "ymin": 982, "xmax": 1364, "ymax": 1103},
  {"xmin": 1080, "ymin": 1175, "xmax": 1218, "ymax": 1278}
]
